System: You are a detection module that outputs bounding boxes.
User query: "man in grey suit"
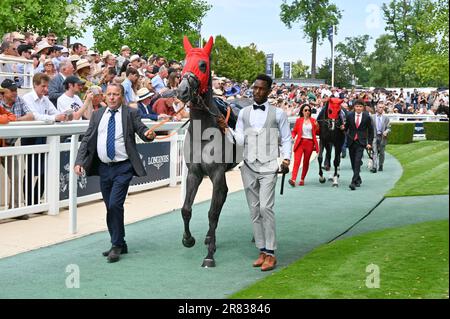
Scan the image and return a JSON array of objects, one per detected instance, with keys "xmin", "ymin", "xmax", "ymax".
[
  {"xmin": 74, "ymin": 83, "xmax": 156, "ymax": 263},
  {"xmin": 234, "ymin": 74, "xmax": 292, "ymax": 272},
  {"xmin": 371, "ymin": 103, "xmax": 391, "ymax": 172},
  {"xmin": 48, "ymin": 60, "xmax": 75, "ymax": 106}
]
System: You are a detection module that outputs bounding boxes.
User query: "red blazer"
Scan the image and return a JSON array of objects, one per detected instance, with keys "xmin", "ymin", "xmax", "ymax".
[{"xmin": 292, "ymin": 117, "xmax": 319, "ymax": 153}]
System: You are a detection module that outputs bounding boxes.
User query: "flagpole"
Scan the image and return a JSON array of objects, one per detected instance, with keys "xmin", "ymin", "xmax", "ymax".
[{"xmin": 331, "ymin": 25, "xmax": 335, "ymax": 88}]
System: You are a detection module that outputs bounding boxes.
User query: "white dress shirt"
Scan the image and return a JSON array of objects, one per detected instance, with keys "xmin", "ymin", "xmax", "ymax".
[
  {"xmin": 97, "ymin": 106, "xmax": 128, "ymax": 163},
  {"xmin": 234, "ymin": 101, "xmax": 292, "ymax": 160},
  {"xmin": 22, "ymin": 89, "xmax": 61, "ymax": 122}
]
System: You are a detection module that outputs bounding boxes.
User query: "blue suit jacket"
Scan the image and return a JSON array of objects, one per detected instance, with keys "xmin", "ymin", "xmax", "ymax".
[{"xmin": 137, "ymin": 102, "xmax": 158, "ymax": 121}]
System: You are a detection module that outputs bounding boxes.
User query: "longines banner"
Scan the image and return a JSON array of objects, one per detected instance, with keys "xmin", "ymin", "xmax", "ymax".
[{"xmin": 59, "ymin": 142, "xmax": 171, "ymax": 200}]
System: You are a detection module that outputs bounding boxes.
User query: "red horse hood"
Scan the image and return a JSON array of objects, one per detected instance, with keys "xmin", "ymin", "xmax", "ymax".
[{"xmin": 327, "ymin": 97, "xmax": 344, "ymax": 119}]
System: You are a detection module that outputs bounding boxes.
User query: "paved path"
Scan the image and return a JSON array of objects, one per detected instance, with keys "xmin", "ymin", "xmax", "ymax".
[{"xmin": 0, "ymin": 153, "xmax": 447, "ymax": 298}]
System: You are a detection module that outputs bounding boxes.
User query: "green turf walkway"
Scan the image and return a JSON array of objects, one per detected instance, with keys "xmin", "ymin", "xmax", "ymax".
[{"xmin": 0, "ymin": 152, "xmax": 447, "ymax": 298}]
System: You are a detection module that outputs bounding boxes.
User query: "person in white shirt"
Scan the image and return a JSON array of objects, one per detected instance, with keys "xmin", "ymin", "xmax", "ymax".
[
  {"xmin": 57, "ymin": 75, "xmax": 93, "ymax": 120},
  {"xmin": 22, "ymin": 73, "xmax": 67, "ymax": 123},
  {"xmin": 21, "ymin": 73, "xmax": 69, "ymax": 206},
  {"xmin": 233, "ymin": 74, "xmax": 291, "ymax": 272}
]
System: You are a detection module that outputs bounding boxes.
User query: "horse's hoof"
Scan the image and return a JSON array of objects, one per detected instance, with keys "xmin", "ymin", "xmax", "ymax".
[
  {"xmin": 319, "ymin": 177, "xmax": 326, "ymax": 184},
  {"xmin": 332, "ymin": 184, "xmax": 339, "ymax": 188},
  {"xmin": 182, "ymin": 236, "xmax": 196, "ymax": 248},
  {"xmin": 201, "ymin": 258, "xmax": 216, "ymax": 268}
]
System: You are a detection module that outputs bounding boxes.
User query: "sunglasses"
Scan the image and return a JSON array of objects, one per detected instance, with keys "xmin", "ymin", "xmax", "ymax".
[{"xmin": 303, "ymin": 109, "xmax": 311, "ymax": 112}]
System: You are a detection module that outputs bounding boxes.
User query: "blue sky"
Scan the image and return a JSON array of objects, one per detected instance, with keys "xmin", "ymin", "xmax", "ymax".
[{"xmin": 75, "ymin": 0, "xmax": 389, "ymax": 68}]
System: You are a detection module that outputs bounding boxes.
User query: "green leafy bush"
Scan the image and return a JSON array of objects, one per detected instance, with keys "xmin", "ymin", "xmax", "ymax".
[
  {"xmin": 388, "ymin": 123, "xmax": 415, "ymax": 144},
  {"xmin": 424, "ymin": 122, "xmax": 449, "ymax": 141}
]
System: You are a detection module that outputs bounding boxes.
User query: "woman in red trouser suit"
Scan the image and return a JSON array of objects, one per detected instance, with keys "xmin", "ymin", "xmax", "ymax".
[{"xmin": 289, "ymin": 104, "xmax": 319, "ymax": 186}]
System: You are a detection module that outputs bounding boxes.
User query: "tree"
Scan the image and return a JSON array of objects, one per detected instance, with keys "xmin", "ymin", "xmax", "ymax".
[
  {"xmin": 291, "ymin": 60, "xmax": 309, "ymax": 78},
  {"xmin": 0, "ymin": 0, "xmax": 86, "ymax": 39},
  {"xmin": 317, "ymin": 57, "xmax": 352, "ymax": 88},
  {"xmin": 367, "ymin": 35, "xmax": 404, "ymax": 87},
  {"xmin": 382, "ymin": 0, "xmax": 429, "ymax": 49},
  {"xmin": 211, "ymin": 35, "xmax": 266, "ymax": 82},
  {"xmin": 402, "ymin": 0, "xmax": 449, "ymax": 86},
  {"xmin": 280, "ymin": 0, "xmax": 342, "ymax": 78},
  {"xmin": 335, "ymin": 35, "xmax": 371, "ymax": 86},
  {"xmin": 86, "ymin": 0, "xmax": 210, "ymax": 60},
  {"xmin": 381, "ymin": 0, "xmax": 449, "ymax": 86},
  {"xmin": 275, "ymin": 63, "xmax": 283, "ymax": 79}
]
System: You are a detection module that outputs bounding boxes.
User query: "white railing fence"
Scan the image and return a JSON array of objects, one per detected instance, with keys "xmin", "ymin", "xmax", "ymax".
[
  {"xmin": 0, "ymin": 120, "xmax": 187, "ymax": 227},
  {"xmin": 0, "ymin": 55, "xmax": 34, "ymax": 89}
]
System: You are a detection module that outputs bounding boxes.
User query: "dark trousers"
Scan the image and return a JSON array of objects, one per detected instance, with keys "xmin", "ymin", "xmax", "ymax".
[
  {"xmin": 99, "ymin": 160, "xmax": 134, "ymax": 247},
  {"xmin": 21, "ymin": 137, "xmax": 46, "ymax": 205},
  {"xmin": 349, "ymin": 141, "xmax": 364, "ymax": 185}
]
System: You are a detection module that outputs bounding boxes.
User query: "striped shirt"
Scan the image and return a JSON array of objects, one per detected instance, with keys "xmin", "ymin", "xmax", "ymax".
[
  {"xmin": 0, "ymin": 96, "xmax": 32, "ymax": 118},
  {"xmin": 0, "ymin": 96, "xmax": 32, "ymax": 145}
]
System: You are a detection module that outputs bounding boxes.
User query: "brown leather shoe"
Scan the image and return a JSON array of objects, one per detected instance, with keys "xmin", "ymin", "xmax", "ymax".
[
  {"xmin": 261, "ymin": 255, "xmax": 277, "ymax": 271},
  {"xmin": 253, "ymin": 252, "xmax": 267, "ymax": 267}
]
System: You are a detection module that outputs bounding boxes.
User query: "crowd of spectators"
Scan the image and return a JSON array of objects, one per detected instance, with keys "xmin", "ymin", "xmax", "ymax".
[
  {"xmin": 1, "ymin": 30, "xmax": 449, "ymax": 127},
  {"xmin": 0, "ymin": 31, "xmax": 188, "ymax": 125},
  {"xmin": 212, "ymin": 77, "xmax": 449, "ymax": 119}
]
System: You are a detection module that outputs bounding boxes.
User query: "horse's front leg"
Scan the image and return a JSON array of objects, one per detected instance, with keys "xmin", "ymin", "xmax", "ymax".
[
  {"xmin": 181, "ymin": 169, "xmax": 203, "ymax": 248},
  {"xmin": 202, "ymin": 169, "xmax": 228, "ymax": 267},
  {"xmin": 318, "ymin": 141, "xmax": 326, "ymax": 184},
  {"xmin": 332, "ymin": 144, "xmax": 342, "ymax": 187}
]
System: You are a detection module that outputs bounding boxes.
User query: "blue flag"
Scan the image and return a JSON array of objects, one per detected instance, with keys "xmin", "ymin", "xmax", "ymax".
[{"xmin": 327, "ymin": 26, "xmax": 334, "ymax": 44}]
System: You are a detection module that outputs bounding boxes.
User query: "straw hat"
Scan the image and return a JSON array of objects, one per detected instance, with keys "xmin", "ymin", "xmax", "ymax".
[
  {"xmin": 76, "ymin": 59, "xmax": 90, "ymax": 71},
  {"xmin": 68, "ymin": 54, "xmax": 80, "ymax": 62},
  {"xmin": 102, "ymin": 50, "xmax": 114, "ymax": 59},
  {"xmin": 136, "ymin": 87, "xmax": 155, "ymax": 101},
  {"xmin": 35, "ymin": 41, "xmax": 52, "ymax": 54}
]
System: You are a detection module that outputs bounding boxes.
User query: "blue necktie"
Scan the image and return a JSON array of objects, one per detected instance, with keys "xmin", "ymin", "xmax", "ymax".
[{"xmin": 106, "ymin": 109, "xmax": 117, "ymax": 161}]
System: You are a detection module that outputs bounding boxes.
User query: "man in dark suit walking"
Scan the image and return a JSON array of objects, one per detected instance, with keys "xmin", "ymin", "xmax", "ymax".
[
  {"xmin": 74, "ymin": 83, "xmax": 156, "ymax": 263},
  {"xmin": 344, "ymin": 100, "xmax": 374, "ymax": 190}
]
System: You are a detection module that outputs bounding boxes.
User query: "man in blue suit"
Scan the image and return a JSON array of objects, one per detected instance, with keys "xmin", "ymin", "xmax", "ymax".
[
  {"xmin": 136, "ymin": 87, "xmax": 170, "ymax": 121},
  {"xmin": 74, "ymin": 83, "xmax": 156, "ymax": 263}
]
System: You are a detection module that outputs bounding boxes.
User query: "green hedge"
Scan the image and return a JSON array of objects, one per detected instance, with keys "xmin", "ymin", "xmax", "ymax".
[
  {"xmin": 424, "ymin": 122, "xmax": 449, "ymax": 141},
  {"xmin": 388, "ymin": 123, "xmax": 415, "ymax": 144}
]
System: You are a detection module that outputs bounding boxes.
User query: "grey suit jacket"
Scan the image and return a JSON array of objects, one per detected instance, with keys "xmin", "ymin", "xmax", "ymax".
[
  {"xmin": 371, "ymin": 114, "xmax": 391, "ymax": 146},
  {"xmin": 75, "ymin": 105, "xmax": 153, "ymax": 176},
  {"xmin": 48, "ymin": 73, "xmax": 65, "ymax": 107}
]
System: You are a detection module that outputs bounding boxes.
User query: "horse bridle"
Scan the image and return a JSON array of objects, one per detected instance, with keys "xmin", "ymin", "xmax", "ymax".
[
  {"xmin": 317, "ymin": 118, "xmax": 344, "ymax": 131},
  {"xmin": 182, "ymin": 72, "xmax": 220, "ymax": 118}
]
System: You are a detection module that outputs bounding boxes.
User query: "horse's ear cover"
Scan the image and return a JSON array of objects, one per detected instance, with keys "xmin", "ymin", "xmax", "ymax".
[
  {"xmin": 183, "ymin": 36, "xmax": 193, "ymax": 53},
  {"xmin": 203, "ymin": 36, "xmax": 214, "ymax": 56}
]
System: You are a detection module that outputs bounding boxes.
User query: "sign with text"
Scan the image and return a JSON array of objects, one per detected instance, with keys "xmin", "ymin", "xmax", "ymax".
[
  {"xmin": 59, "ymin": 142, "xmax": 171, "ymax": 200},
  {"xmin": 283, "ymin": 62, "xmax": 291, "ymax": 79},
  {"xmin": 265, "ymin": 54, "xmax": 274, "ymax": 78}
]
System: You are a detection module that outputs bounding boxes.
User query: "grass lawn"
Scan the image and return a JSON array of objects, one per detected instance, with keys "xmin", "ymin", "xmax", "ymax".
[
  {"xmin": 385, "ymin": 141, "xmax": 449, "ymax": 197},
  {"xmin": 230, "ymin": 220, "xmax": 449, "ymax": 299}
]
